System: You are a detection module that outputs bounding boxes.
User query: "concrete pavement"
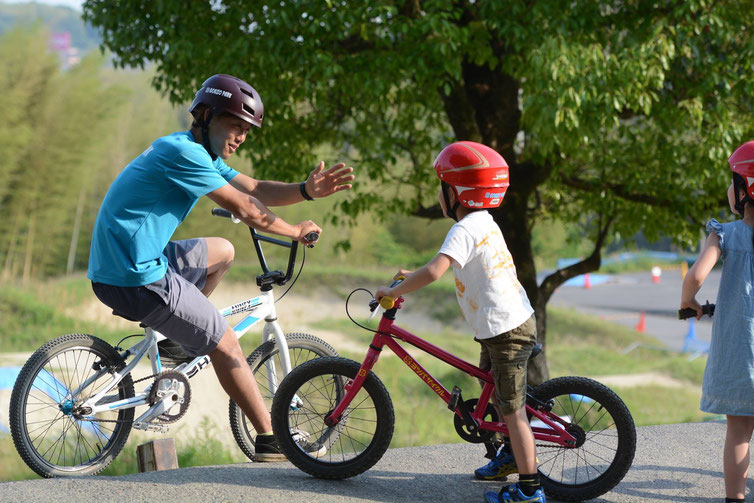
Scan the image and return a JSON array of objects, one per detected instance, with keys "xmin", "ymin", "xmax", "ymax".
[{"xmin": 0, "ymin": 421, "xmax": 745, "ymax": 502}]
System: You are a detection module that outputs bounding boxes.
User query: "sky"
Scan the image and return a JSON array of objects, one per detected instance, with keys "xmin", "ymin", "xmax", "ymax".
[{"xmin": 3, "ymin": 0, "xmax": 82, "ymax": 10}]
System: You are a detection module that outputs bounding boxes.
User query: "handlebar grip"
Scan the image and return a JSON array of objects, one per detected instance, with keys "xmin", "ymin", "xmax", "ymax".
[
  {"xmin": 212, "ymin": 208, "xmax": 232, "ymax": 218},
  {"xmin": 211, "ymin": 208, "xmax": 240, "ymax": 223},
  {"xmin": 678, "ymin": 301, "xmax": 715, "ymax": 320},
  {"xmin": 379, "ymin": 296, "xmax": 395, "ymax": 309},
  {"xmin": 305, "ymin": 231, "xmax": 319, "ymax": 243},
  {"xmin": 379, "ymin": 275, "xmax": 406, "ymax": 309}
]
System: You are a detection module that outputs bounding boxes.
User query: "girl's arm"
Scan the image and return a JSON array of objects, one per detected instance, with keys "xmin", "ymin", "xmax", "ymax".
[
  {"xmin": 680, "ymin": 232, "xmax": 721, "ymax": 319},
  {"xmin": 376, "ymin": 253, "xmax": 453, "ymax": 300}
]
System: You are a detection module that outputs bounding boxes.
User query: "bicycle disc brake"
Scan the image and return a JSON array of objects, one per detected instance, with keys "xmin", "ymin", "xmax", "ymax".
[
  {"xmin": 148, "ymin": 370, "xmax": 191, "ymax": 424},
  {"xmin": 453, "ymin": 398, "xmax": 498, "ymax": 443}
]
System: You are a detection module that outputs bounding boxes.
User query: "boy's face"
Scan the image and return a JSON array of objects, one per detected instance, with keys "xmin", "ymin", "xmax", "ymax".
[{"xmin": 207, "ymin": 113, "xmax": 252, "ymax": 160}]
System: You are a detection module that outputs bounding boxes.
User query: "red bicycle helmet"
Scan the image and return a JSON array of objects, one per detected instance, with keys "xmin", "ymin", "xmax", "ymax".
[
  {"xmin": 190, "ymin": 74, "xmax": 264, "ymax": 128},
  {"xmin": 434, "ymin": 141, "xmax": 510, "ymax": 210},
  {"xmin": 729, "ymin": 141, "xmax": 754, "ymax": 200}
]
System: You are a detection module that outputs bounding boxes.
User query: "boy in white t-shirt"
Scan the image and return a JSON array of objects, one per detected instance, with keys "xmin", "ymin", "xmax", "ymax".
[{"xmin": 376, "ymin": 141, "xmax": 543, "ymax": 503}]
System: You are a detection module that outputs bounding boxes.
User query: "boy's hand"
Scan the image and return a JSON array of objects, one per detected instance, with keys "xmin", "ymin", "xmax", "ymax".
[
  {"xmin": 375, "ymin": 286, "xmax": 393, "ymax": 301},
  {"xmin": 393, "ymin": 269, "xmax": 412, "ymax": 280}
]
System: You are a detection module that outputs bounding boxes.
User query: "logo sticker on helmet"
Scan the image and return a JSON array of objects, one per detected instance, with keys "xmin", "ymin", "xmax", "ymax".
[{"xmin": 205, "ymin": 87, "xmax": 233, "ymax": 99}]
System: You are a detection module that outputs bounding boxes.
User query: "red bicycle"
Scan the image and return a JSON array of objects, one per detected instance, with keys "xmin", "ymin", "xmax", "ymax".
[{"xmin": 271, "ymin": 287, "xmax": 636, "ymax": 502}]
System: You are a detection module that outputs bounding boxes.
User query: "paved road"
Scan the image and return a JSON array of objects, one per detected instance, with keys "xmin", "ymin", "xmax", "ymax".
[
  {"xmin": 548, "ymin": 269, "xmax": 720, "ymax": 353},
  {"xmin": 0, "ymin": 421, "xmax": 738, "ymax": 502}
]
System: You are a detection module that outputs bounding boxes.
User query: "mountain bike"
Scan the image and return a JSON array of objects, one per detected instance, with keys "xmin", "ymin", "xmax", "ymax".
[
  {"xmin": 271, "ymin": 285, "xmax": 637, "ymax": 502},
  {"xmin": 9, "ymin": 208, "xmax": 336, "ymax": 478}
]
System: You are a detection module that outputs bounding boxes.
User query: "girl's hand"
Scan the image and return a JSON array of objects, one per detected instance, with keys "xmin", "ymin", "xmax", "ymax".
[{"xmin": 680, "ymin": 298, "xmax": 703, "ymax": 320}]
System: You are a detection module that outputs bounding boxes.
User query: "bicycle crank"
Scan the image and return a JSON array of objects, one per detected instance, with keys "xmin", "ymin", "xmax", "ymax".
[
  {"xmin": 134, "ymin": 370, "xmax": 191, "ymax": 429},
  {"xmin": 453, "ymin": 398, "xmax": 498, "ymax": 443}
]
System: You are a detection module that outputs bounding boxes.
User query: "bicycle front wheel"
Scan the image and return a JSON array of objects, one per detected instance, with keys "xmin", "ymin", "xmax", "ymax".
[
  {"xmin": 228, "ymin": 333, "xmax": 337, "ymax": 461},
  {"xmin": 529, "ymin": 376, "xmax": 636, "ymax": 502},
  {"xmin": 270, "ymin": 357, "xmax": 394, "ymax": 479},
  {"xmin": 9, "ymin": 333, "xmax": 135, "ymax": 477}
]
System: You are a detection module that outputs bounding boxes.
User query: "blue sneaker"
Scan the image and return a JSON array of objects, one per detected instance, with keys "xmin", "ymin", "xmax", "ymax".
[
  {"xmin": 474, "ymin": 448, "xmax": 518, "ymax": 480},
  {"xmin": 484, "ymin": 483, "xmax": 546, "ymax": 503}
]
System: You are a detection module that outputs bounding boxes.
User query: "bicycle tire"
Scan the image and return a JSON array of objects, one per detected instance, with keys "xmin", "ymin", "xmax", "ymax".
[
  {"xmin": 228, "ymin": 333, "xmax": 337, "ymax": 461},
  {"xmin": 270, "ymin": 357, "xmax": 395, "ymax": 479},
  {"xmin": 10, "ymin": 333, "xmax": 135, "ymax": 477},
  {"xmin": 529, "ymin": 376, "xmax": 636, "ymax": 502}
]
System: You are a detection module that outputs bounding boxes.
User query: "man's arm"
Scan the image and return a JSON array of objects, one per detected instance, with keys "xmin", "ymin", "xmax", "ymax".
[
  {"xmin": 229, "ymin": 161, "xmax": 354, "ymax": 206},
  {"xmin": 206, "ymin": 184, "xmax": 319, "ymax": 243}
]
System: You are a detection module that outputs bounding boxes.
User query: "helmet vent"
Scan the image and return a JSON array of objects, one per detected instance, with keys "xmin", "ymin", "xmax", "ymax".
[{"xmin": 243, "ymin": 104, "xmax": 255, "ymax": 116}]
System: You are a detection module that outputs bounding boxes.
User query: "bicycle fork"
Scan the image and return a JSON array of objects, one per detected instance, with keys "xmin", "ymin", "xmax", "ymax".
[{"xmin": 324, "ymin": 333, "xmax": 386, "ymax": 426}]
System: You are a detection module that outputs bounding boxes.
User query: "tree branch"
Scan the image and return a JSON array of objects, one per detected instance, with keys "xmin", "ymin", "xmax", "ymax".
[{"xmin": 537, "ymin": 214, "xmax": 614, "ymax": 305}]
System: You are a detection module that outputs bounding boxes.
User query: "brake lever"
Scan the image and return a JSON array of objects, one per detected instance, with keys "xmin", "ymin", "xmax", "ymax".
[{"xmin": 368, "ymin": 299, "xmax": 380, "ymax": 322}]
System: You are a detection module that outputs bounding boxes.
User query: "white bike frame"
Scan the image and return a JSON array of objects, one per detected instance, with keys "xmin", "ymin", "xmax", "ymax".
[{"xmin": 74, "ymin": 287, "xmax": 291, "ymax": 431}]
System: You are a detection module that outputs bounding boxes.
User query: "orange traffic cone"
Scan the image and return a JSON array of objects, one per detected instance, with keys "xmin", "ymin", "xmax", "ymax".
[
  {"xmin": 583, "ymin": 273, "xmax": 591, "ymax": 289},
  {"xmin": 635, "ymin": 311, "xmax": 646, "ymax": 333},
  {"xmin": 651, "ymin": 266, "xmax": 661, "ymax": 284}
]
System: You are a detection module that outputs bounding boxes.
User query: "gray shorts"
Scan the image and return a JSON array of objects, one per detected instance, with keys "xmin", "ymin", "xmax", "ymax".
[{"xmin": 91, "ymin": 239, "xmax": 228, "ymax": 357}]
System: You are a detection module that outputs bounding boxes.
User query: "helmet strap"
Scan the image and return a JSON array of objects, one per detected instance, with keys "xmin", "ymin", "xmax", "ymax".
[
  {"xmin": 441, "ymin": 182, "xmax": 461, "ymax": 222},
  {"xmin": 733, "ymin": 173, "xmax": 750, "ymax": 215},
  {"xmin": 200, "ymin": 110, "xmax": 218, "ymax": 161}
]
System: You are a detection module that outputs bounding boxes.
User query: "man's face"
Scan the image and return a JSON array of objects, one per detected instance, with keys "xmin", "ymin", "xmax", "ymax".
[{"xmin": 208, "ymin": 113, "xmax": 252, "ymax": 160}]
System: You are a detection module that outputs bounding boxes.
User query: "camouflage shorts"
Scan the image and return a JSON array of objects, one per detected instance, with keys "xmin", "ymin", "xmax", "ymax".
[{"xmin": 477, "ymin": 315, "xmax": 537, "ymax": 416}]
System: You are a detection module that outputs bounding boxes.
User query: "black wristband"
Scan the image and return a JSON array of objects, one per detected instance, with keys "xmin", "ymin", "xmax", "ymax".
[{"xmin": 300, "ymin": 181, "xmax": 314, "ymax": 201}]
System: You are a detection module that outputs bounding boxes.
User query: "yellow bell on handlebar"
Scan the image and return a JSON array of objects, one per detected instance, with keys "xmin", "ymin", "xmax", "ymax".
[
  {"xmin": 379, "ymin": 275, "xmax": 406, "ymax": 309},
  {"xmin": 379, "ymin": 296, "xmax": 395, "ymax": 309}
]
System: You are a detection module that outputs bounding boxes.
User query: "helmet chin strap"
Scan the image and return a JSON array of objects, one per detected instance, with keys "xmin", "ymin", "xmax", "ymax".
[
  {"xmin": 733, "ymin": 174, "xmax": 750, "ymax": 215},
  {"xmin": 200, "ymin": 110, "xmax": 218, "ymax": 161},
  {"xmin": 441, "ymin": 182, "xmax": 461, "ymax": 222}
]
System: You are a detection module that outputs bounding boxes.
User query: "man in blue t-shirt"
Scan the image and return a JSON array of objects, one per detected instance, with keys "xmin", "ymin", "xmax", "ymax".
[{"xmin": 88, "ymin": 74, "xmax": 354, "ymax": 461}]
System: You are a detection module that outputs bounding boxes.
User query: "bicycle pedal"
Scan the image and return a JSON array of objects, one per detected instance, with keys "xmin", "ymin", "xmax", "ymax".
[{"xmin": 448, "ymin": 385, "xmax": 462, "ymax": 412}]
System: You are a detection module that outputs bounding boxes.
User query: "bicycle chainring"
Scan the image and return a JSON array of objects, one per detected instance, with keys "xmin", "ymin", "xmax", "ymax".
[
  {"xmin": 148, "ymin": 370, "xmax": 191, "ymax": 424},
  {"xmin": 453, "ymin": 398, "xmax": 498, "ymax": 443}
]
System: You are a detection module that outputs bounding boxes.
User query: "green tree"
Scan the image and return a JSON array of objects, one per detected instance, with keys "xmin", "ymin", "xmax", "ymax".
[{"xmin": 82, "ymin": 0, "xmax": 754, "ymax": 382}]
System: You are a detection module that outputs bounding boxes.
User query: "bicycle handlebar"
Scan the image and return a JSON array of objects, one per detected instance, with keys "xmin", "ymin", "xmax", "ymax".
[
  {"xmin": 211, "ymin": 207, "xmax": 317, "ymax": 288},
  {"xmin": 376, "ymin": 276, "xmax": 406, "ymax": 310},
  {"xmin": 678, "ymin": 301, "xmax": 715, "ymax": 320}
]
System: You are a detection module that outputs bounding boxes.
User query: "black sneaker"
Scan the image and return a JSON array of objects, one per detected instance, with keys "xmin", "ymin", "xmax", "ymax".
[
  {"xmin": 157, "ymin": 339, "xmax": 193, "ymax": 367},
  {"xmin": 254, "ymin": 431, "xmax": 326, "ymax": 462}
]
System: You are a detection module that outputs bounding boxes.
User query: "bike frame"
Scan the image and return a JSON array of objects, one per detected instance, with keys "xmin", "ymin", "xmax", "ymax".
[
  {"xmin": 75, "ymin": 290, "xmax": 291, "ymax": 426},
  {"xmin": 326, "ymin": 298, "xmax": 578, "ymax": 448},
  {"xmin": 74, "ymin": 216, "xmax": 302, "ymax": 430}
]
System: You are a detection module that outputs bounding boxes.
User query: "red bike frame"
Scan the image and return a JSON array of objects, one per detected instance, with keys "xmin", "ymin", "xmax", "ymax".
[{"xmin": 325, "ymin": 298, "xmax": 578, "ymax": 447}]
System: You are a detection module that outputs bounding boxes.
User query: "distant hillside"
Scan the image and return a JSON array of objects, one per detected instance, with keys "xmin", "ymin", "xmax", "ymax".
[{"xmin": 0, "ymin": 1, "xmax": 99, "ymax": 51}]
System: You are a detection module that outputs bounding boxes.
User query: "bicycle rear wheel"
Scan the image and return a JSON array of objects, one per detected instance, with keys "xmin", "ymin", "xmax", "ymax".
[
  {"xmin": 529, "ymin": 376, "xmax": 636, "ymax": 502},
  {"xmin": 270, "ymin": 357, "xmax": 394, "ymax": 479},
  {"xmin": 228, "ymin": 333, "xmax": 337, "ymax": 461},
  {"xmin": 9, "ymin": 333, "xmax": 135, "ymax": 477}
]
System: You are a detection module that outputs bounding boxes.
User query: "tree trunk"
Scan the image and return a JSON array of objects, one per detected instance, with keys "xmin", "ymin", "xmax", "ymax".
[
  {"xmin": 67, "ymin": 186, "xmax": 86, "ymax": 275},
  {"xmin": 22, "ymin": 213, "xmax": 35, "ymax": 285},
  {"xmin": 489, "ymin": 174, "xmax": 549, "ymax": 385}
]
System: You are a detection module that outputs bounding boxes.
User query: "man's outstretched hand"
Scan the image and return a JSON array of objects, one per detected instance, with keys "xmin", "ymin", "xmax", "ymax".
[{"xmin": 304, "ymin": 161, "xmax": 355, "ymax": 199}]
